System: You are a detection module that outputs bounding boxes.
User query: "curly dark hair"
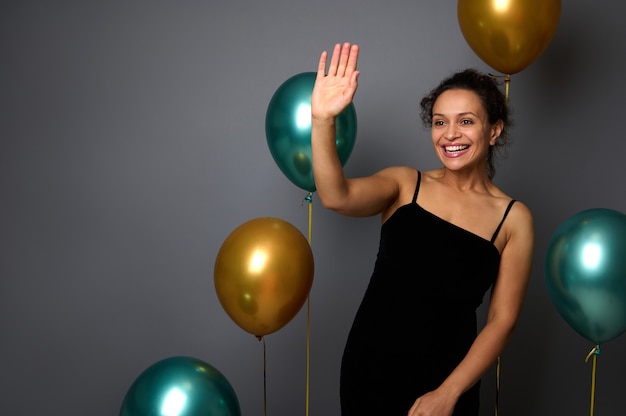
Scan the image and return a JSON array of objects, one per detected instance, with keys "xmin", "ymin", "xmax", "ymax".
[{"xmin": 419, "ymin": 69, "xmax": 511, "ymax": 179}]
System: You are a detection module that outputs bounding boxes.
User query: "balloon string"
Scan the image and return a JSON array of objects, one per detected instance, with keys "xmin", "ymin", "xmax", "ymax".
[
  {"xmin": 488, "ymin": 73, "xmax": 511, "ymax": 106},
  {"xmin": 487, "ymin": 74, "xmax": 507, "ymax": 416},
  {"xmin": 494, "ymin": 356, "xmax": 500, "ymax": 416},
  {"xmin": 257, "ymin": 336, "xmax": 267, "ymax": 416},
  {"xmin": 585, "ymin": 345, "xmax": 601, "ymax": 416},
  {"xmin": 504, "ymin": 75, "xmax": 510, "ymax": 105},
  {"xmin": 304, "ymin": 192, "xmax": 313, "ymax": 416}
]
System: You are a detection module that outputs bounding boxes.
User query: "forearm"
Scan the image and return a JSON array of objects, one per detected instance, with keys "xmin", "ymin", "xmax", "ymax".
[
  {"xmin": 311, "ymin": 117, "xmax": 350, "ymax": 209},
  {"xmin": 437, "ymin": 319, "xmax": 515, "ymax": 400}
]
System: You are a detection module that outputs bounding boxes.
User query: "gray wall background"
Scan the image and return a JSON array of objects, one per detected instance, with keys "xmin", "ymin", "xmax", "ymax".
[{"xmin": 2, "ymin": 1, "xmax": 625, "ymax": 415}]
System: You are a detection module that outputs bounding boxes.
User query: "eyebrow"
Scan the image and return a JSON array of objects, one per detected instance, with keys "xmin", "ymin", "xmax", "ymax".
[{"xmin": 432, "ymin": 111, "xmax": 480, "ymax": 119}]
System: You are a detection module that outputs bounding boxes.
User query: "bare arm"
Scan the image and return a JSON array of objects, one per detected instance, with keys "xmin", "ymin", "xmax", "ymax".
[
  {"xmin": 311, "ymin": 43, "xmax": 400, "ymax": 217},
  {"xmin": 408, "ymin": 202, "xmax": 535, "ymax": 416}
]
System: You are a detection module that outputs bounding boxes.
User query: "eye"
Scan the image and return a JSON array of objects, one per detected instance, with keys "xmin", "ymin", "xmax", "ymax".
[
  {"xmin": 433, "ymin": 120, "xmax": 445, "ymax": 127},
  {"xmin": 460, "ymin": 119, "xmax": 473, "ymax": 125}
]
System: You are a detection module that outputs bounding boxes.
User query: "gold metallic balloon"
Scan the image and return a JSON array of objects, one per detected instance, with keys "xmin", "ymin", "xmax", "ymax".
[
  {"xmin": 458, "ymin": 0, "xmax": 561, "ymax": 74},
  {"xmin": 214, "ymin": 217, "xmax": 314, "ymax": 338}
]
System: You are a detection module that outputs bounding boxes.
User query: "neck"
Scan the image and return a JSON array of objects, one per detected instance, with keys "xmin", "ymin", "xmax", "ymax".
[{"xmin": 438, "ymin": 167, "xmax": 492, "ymax": 192}]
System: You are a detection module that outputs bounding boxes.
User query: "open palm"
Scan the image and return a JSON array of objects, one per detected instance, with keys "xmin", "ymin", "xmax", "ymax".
[{"xmin": 311, "ymin": 42, "xmax": 360, "ymax": 120}]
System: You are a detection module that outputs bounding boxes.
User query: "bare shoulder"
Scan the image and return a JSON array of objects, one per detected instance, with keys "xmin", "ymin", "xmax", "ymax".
[
  {"xmin": 509, "ymin": 200, "xmax": 534, "ymax": 229},
  {"xmin": 488, "ymin": 183, "xmax": 534, "ymax": 236},
  {"xmin": 483, "ymin": 182, "xmax": 531, "ymax": 224},
  {"xmin": 372, "ymin": 165, "xmax": 418, "ymax": 196},
  {"xmin": 502, "ymin": 199, "xmax": 535, "ymax": 251},
  {"xmin": 379, "ymin": 166, "xmax": 419, "ymax": 193}
]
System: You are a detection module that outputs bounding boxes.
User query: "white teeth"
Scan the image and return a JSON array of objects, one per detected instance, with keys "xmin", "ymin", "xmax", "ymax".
[{"xmin": 445, "ymin": 145, "xmax": 469, "ymax": 152}]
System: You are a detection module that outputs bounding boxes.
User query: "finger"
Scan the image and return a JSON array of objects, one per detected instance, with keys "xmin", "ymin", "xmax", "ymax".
[
  {"xmin": 327, "ymin": 43, "xmax": 341, "ymax": 76},
  {"xmin": 317, "ymin": 50, "xmax": 328, "ymax": 78},
  {"xmin": 349, "ymin": 70, "xmax": 360, "ymax": 89},
  {"xmin": 337, "ymin": 42, "xmax": 351, "ymax": 76},
  {"xmin": 346, "ymin": 44, "xmax": 359, "ymax": 73}
]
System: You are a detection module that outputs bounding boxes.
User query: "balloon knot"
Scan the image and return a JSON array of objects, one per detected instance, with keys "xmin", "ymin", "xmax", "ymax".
[{"xmin": 303, "ymin": 193, "xmax": 313, "ymax": 204}]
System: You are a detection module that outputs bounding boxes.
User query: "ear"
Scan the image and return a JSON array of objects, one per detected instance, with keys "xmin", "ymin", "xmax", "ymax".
[{"xmin": 489, "ymin": 120, "xmax": 504, "ymax": 146}]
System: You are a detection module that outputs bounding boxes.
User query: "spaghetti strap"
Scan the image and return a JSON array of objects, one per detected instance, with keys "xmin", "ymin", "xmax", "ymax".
[
  {"xmin": 490, "ymin": 199, "xmax": 516, "ymax": 243},
  {"xmin": 411, "ymin": 170, "xmax": 421, "ymax": 204}
]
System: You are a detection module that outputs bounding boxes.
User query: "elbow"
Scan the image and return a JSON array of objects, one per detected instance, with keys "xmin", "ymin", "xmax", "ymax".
[
  {"xmin": 315, "ymin": 186, "xmax": 349, "ymax": 213},
  {"xmin": 317, "ymin": 193, "xmax": 348, "ymax": 213},
  {"xmin": 501, "ymin": 321, "xmax": 518, "ymax": 344}
]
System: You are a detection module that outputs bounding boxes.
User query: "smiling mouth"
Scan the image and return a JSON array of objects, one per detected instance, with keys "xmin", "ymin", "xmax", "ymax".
[{"xmin": 444, "ymin": 145, "xmax": 469, "ymax": 153}]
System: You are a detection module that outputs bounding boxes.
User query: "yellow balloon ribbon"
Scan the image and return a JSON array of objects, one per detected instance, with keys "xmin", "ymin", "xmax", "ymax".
[
  {"xmin": 504, "ymin": 75, "xmax": 510, "ymax": 106},
  {"xmin": 585, "ymin": 345, "xmax": 601, "ymax": 416},
  {"xmin": 488, "ymin": 74, "xmax": 511, "ymax": 107},
  {"xmin": 263, "ymin": 337, "xmax": 267, "ymax": 416},
  {"xmin": 303, "ymin": 192, "xmax": 313, "ymax": 416}
]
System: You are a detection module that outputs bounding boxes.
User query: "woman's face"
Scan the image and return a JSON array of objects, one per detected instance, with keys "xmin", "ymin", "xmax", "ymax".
[{"xmin": 430, "ymin": 88, "xmax": 502, "ymax": 174}]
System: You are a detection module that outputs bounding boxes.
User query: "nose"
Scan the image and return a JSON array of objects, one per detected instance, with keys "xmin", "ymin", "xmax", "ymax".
[{"xmin": 444, "ymin": 124, "xmax": 460, "ymax": 141}]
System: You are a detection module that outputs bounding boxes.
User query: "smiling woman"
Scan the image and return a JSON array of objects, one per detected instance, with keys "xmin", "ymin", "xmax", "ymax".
[
  {"xmin": 420, "ymin": 69, "xmax": 510, "ymax": 180},
  {"xmin": 310, "ymin": 43, "xmax": 534, "ymax": 416},
  {"xmin": 430, "ymin": 90, "xmax": 501, "ymax": 177}
]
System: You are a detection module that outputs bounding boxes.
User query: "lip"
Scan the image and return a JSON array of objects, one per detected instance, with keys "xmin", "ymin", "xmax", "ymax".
[{"xmin": 441, "ymin": 143, "xmax": 470, "ymax": 158}]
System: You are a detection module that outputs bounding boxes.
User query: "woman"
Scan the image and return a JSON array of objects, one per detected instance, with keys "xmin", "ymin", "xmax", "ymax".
[{"xmin": 311, "ymin": 42, "xmax": 535, "ymax": 416}]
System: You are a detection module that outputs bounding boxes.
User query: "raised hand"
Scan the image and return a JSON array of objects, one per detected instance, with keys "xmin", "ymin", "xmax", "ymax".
[{"xmin": 311, "ymin": 42, "xmax": 360, "ymax": 121}]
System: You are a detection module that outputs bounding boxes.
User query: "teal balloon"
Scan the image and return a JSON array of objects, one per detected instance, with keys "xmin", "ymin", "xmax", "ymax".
[
  {"xmin": 266, "ymin": 72, "xmax": 357, "ymax": 192},
  {"xmin": 120, "ymin": 356, "xmax": 240, "ymax": 416},
  {"xmin": 545, "ymin": 208, "xmax": 626, "ymax": 345}
]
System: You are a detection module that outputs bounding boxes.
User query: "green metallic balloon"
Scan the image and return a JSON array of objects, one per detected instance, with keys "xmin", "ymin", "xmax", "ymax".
[
  {"xmin": 120, "ymin": 356, "xmax": 240, "ymax": 416},
  {"xmin": 266, "ymin": 72, "xmax": 357, "ymax": 192},
  {"xmin": 545, "ymin": 208, "xmax": 626, "ymax": 345}
]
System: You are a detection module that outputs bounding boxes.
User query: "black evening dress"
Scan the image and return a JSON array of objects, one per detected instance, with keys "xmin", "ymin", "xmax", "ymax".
[{"xmin": 340, "ymin": 170, "xmax": 516, "ymax": 416}]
